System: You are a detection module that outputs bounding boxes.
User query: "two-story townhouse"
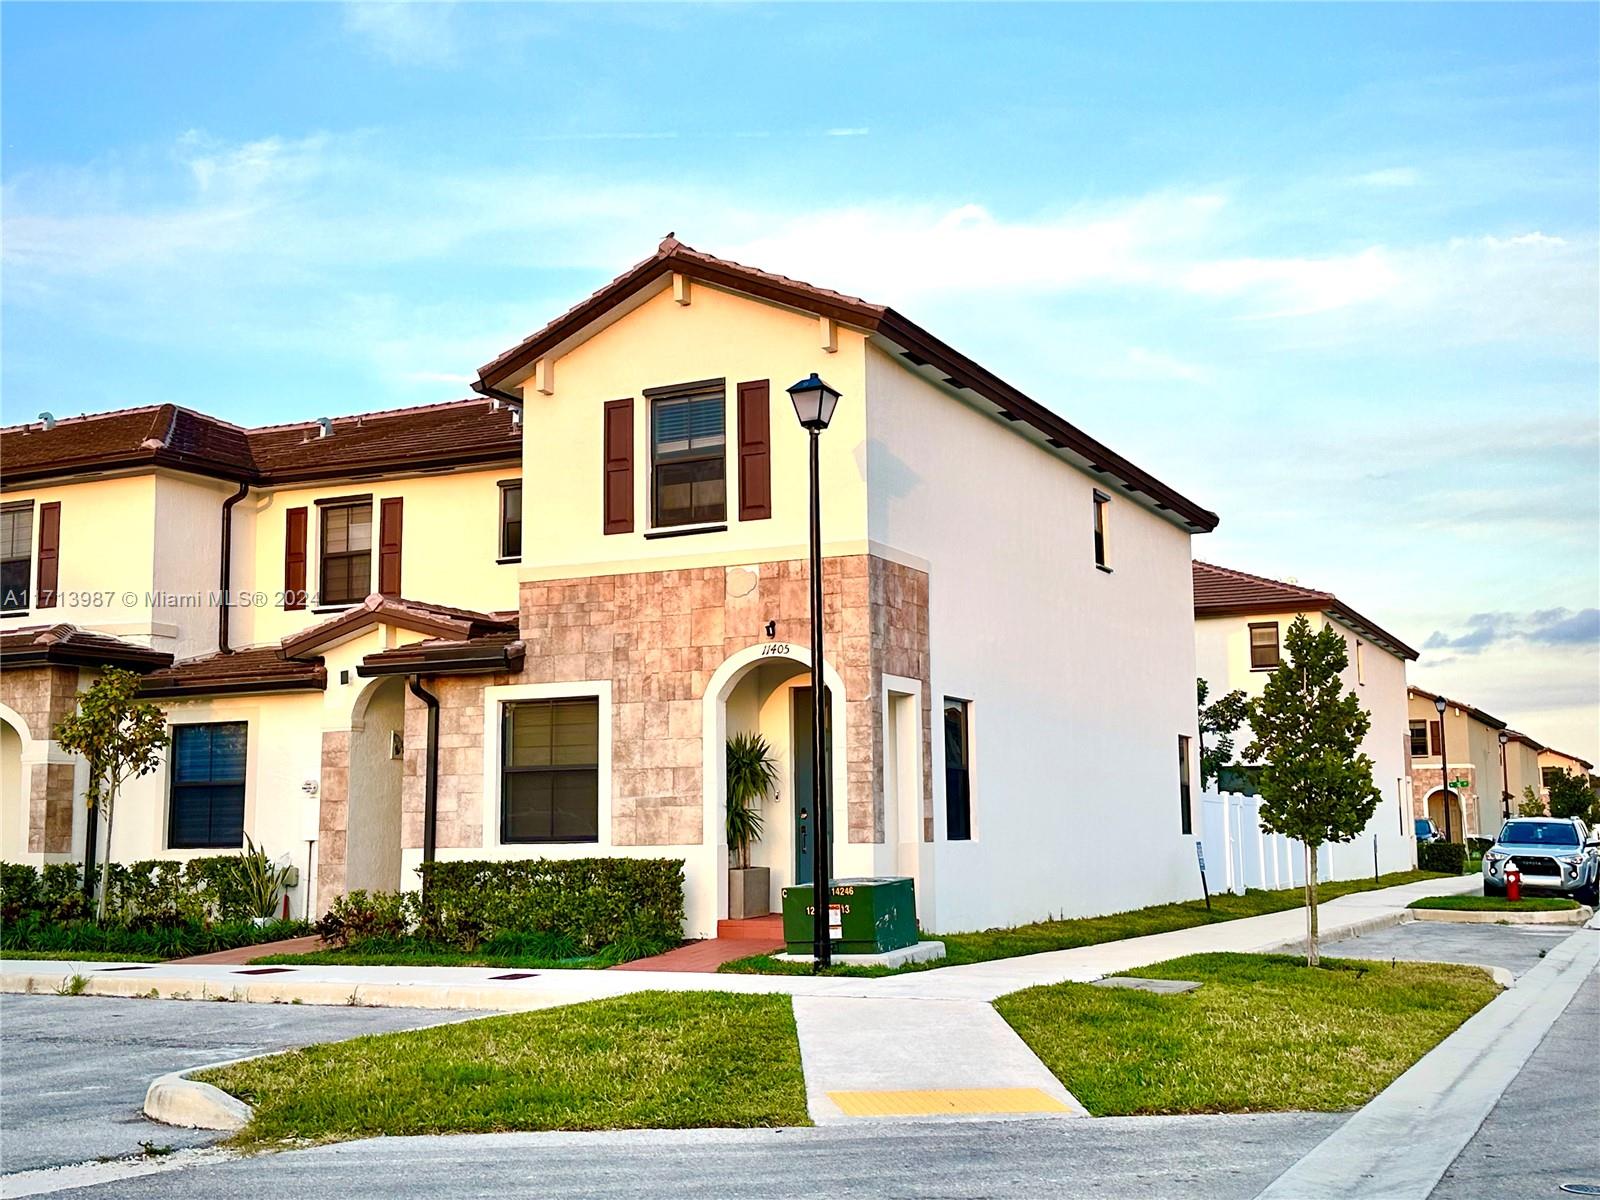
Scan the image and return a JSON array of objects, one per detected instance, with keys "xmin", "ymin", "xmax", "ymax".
[
  {"xmin": 0, "ymin": 401, "xmax": 521, "ymax": 911},
  {"xmin": 1538, "ymin": 746, "xmax": 1595, "ymax": 794},
  {"xmin": 1191, "ymin": 561, "xmax": 1420, "ymax": 878},
  {"xmin": 1, "ymin": 236, "xmax": 1220, "ymax": 939},
  {"xmin": 1405, "ymin": 686, "xmax": 1510, "ymax": 842},
  {"xmin": 1499, "ymin": 730, "xmax": 1545, "ymax": 815}
]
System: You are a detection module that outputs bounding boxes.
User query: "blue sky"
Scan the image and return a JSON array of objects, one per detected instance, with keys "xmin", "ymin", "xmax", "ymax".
[{"xmin": 4, "ymin": 3, "xmax": 1597, "ymax": 759}]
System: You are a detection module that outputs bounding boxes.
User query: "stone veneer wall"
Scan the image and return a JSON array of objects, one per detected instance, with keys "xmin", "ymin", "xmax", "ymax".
[
  {"xmin": 317, "ymin": 730, "xmax": 349, "ymax": 902},
  {"xmin": 1411, "ymin": 765, "xmax": 1479, "ymax": 839},
  {"xmin": 394, "ymin": 553, "xmax": 931, "ymax": 857},
  {"xmin": 0, "ymin": 664, "xmax": 84, "ymax": 854}
]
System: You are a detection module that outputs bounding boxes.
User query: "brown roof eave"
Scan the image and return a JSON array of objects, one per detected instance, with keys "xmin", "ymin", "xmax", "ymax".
[
  {"xmin": 1, "ymin": 450, "xmax": 258, "ymax": 490},
  {"xmin": 357, "ymin": 643, "xmax": 525, "ymax": 677},
  {"xmin": 1, "ymin": 644, "xmax": 175, "ymax": 672},
  {"xmin": 138, "ymin": 670, "xmax": 326, "ymax": 700},
  {"xmin": 877, "ymin": 312, "xmax": 1219, "ymax": 531},
  {"xmin": 257, "ymin": 446, "xmax": 519, "ymax": 487}
]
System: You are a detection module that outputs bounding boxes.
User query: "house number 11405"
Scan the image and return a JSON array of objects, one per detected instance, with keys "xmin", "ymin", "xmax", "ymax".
[{"xmin": 759, "ymin": 643, "xmax": 793, "ymax": 657}]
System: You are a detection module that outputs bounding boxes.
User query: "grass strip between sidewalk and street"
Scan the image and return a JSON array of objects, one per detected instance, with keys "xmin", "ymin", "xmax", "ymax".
[
  {"xmin": 1409, "ymin": 894, "xmax": 1579, "ymax": 912},
  {"xmin": 995, "ymin": 951, "xmax": 1500, "ymax": 1116},
  {"xmin": 720, "ymin": 869, "xmax": 1449, "ymax": 977},
  {"xmin": 0, "ymin": 949, "xmax": 164, "ymax": 962},
  {"xmin": 196, "ymin": 991, "xmax": 810, "ymax": 1147},
  {"xmin": 249, "ymin": 940, "xmax": 613, "ymax": 970}
]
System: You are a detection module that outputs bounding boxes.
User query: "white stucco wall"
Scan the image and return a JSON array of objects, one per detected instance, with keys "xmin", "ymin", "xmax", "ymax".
[
  {"xmin": 152, "ymin": 472, "xmax": 236, "ymax": 659},
  {"xmin": 865, "ymin": 344, "xmax": 1206, "ymax": 932},
  {"xmin": 346, "ymin": 676, "xmax": 405, "ymax": 894},
  {"xmin": 1195, "ymin": 610, "xmax": 1416, "ymax": 879}
]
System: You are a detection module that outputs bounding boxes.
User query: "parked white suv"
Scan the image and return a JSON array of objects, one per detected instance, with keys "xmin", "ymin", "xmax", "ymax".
[{"xmin": 1482, "ymin": 817, "xmax": 1600, "ymax": 906}]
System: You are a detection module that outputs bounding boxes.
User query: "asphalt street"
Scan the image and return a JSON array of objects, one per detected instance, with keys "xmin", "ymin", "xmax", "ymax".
[
  {"xmin": 0, "ymin": 993, "xmax": 466, "ymax": 1174},
  {"xmin": 1318, "ymin": 916, "xmax": 1577, "ymax": 978}
]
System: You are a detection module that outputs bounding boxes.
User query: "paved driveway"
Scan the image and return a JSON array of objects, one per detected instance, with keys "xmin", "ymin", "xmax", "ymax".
[
  {"xmin": 0, "ymin": 993, "xmax": 468, "ymax": 1175},
  {"xmin": 1319, "ymin": 916, "xmax": 1577, "ymax": 977}
]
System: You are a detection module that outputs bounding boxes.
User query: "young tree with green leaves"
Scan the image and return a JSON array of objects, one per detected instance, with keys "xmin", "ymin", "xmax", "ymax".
[
  {"xmin": 1197, "ymin": 678, "xmax": 1250, "ymax": 789},
  {"xmin": 1244, "ymin": 615, "xmax": 1380, "ymax": 967},
  {"xmin": 52, "ymin": 668, "xmax": 169, "ymax": 920},
  {"xmin": 1545, "ymin": 770, "xmax": 1600, "ymax": 826},
  {"xmin": 1518, "ymin": 785, "xmax": 1547, "ymax": 818}
]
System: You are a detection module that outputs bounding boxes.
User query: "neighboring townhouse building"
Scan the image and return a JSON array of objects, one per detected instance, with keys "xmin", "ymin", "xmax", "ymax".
[
  {"xmin": 1538, "ymin": 746, "xmax": 1595, "ymax": 793},
  {"xmin": 1191, "ymin": 561, "xmax": 1419, "ymax": 878},
  {"xmin": 1405, "ymin": 686, "xmax": 1510, "ymax": 842},
  {"xmin": 0, "ymin": 236, "xmax": 1220, "ymax": 938},
  {"xmin": 1499, "ymin": 730, "xmax": 1546, "ymax": 814}
]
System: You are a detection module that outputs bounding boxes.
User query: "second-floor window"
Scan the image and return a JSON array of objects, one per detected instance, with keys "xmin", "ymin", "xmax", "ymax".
[
  {"xmin": 1409, "ymin": 720, "xmax": 1429, "ymax": 757},
  {"xmin": 320, "ymin": 500, "xmax": 372, "ymax": 606},
  {"xmin": 499, "ymin": 481, "xmax": 522, "ymax": 560},
  {"xmin": 651, "ymin": 386, "xmax": 726, "ymax": 527},
  {"xmin": 0, "ymin": 503, "xmax": 31, "ymax": 613},
  {"xmin": 1092, "ymin": 491, "xmax": 1110, "ymax": 569},
  {"xmin": 1249, "ymin": 621, "xmax": 1280, "ymax": 670}
]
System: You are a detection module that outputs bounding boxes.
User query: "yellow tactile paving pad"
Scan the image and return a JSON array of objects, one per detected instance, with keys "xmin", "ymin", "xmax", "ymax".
[{"xmin": 827, "ymin": 1087, "xmax": 1072, "ymax": 1117}]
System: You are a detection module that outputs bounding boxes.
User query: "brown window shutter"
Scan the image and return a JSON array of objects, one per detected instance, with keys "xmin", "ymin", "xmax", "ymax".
[
  {"xmin": 284, "ymin": 507, "xmax": 307, "ymax": 609},
  {"xmin": 36, "ymin": 502, "xmax": 61, "ymax": 608},
  {"xmin": 379, "ymin": 497, "xmax": 403, "ymax": 597},
  {"xmin": 737, "ymin": 380, "xmax": 772, "ymax": 521},
  {"xmin": 1429, "ymin": 720, "xmax": 1442, "ymax": 756},
  {"xmin": 602, "ymin": 398, "xmax": 634, "ymax": 535}
]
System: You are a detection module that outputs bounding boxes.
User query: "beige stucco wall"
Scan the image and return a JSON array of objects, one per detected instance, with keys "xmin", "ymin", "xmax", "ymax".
[
  {"xmin": 1407, "ymin": 693, "xmax": 1504, "ymax": 839},
  {"xmin": 1195, "ymin": 610, "xmax": 1416, "ymax": 876},
  {"xmin": 515, "ymin": 282, "xmax": 871, "ymax": 581},
  {"xmin": 231, "ymin": 468, "xmax": 520, "ymax": 649}
]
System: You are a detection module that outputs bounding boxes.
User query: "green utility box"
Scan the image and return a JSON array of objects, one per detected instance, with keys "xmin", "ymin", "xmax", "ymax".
[{"xmin": 780, "ymin": 877, "xmax": 918, "ymax": 955}]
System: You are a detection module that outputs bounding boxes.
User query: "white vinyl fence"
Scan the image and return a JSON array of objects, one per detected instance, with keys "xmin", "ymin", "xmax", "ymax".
[{"xmin": 1199, "ymin": 787, "xmax": 1334, "ymax": 895}]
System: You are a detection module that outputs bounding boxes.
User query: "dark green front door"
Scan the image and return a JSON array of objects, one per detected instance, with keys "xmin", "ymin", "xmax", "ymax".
[{"xmin": 791, "ymin": 686, "xmax": 832, "ymax": 886}]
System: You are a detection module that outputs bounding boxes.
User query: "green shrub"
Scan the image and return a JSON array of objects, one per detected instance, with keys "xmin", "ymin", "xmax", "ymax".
[
  {"xmin": 315, "ymin": 889, "xmax": 413, "ymax": 947},
  {"xmin": 1418, "ymin": 841, "xmax": 1467, "ymax": 874},
  {"xmin": 1466, "ymin": 837, "xmax": 1493, "ymax": 857},
  {"xmin": 415, "ymin": 858, "xmax": 685, "ymax": 954}
]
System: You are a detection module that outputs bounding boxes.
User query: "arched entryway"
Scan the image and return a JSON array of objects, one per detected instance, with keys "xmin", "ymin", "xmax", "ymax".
[
  {"xmin": 0, "ymin": 714, "xmax": 25, "ymax": 862},
  {"xmin": 702, "ymin": 644, "xmax": 848, "ymax": 922},
  {"xmin": 1426, "ymin": 788, "xmax": 1465, "ymax": 843},
  {"xmin": 346, "ymin": 676, "xmax": 405, "ymax": 893}
]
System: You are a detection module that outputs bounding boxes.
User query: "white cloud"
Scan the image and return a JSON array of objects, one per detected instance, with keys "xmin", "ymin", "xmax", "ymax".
[
  {"xmin": 1182, "ymin": 247, "xmax": 1401, "ymax": 316},
  {"xmin": 342, "ymin": 2, "xmax": 461, "ymax": 67}
]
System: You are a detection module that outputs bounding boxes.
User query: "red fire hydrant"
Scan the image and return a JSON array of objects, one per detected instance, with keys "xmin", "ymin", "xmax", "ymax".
[{"xmin": 1505, "ymin": 866, "xmax": 1522, "ymax": 903}]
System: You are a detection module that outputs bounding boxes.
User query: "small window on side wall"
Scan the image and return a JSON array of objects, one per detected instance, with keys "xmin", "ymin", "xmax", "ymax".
[
  {"xmin": 1249, "ymin": 621, "xmax": 1280, "ymax": 670},
  {"xmin": 1178, "ymin": 734, "xmax": 1193, "ymax": 834},
  {"xmin": 944, "ymin": 698, "xmax": 972, "ymax": 841},
  {"xmin": 169, "ymin": 722, "xmax": 247, "ymax": 849},
  {"xmin": 498, "ymin": 481, "xmax": 522, "ymax": 560},
  {"xmin": 1092, "ymin": 491, "xmax": 1110, "ymax": 569},
  {"xmin": 502, "ymin": 698, "xmax": 600, "ymax": 843}
]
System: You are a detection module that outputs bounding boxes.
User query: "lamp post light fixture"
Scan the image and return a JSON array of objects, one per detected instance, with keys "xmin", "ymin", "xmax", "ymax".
[
  {"xmin": 1434, "ymin": 695, "xmax": 1453, "ymax": 843},
  {"xmin": 1498, "ymin": 731, "xmax": 1512, "ymax": 821},
  {"xmin": 787, "ymin": 372, "xmax": 841, "ymax": 972}
]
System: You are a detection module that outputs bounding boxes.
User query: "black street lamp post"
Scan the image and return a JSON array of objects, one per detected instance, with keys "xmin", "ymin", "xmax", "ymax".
[
  {"xmin": 1498, "ymin": 731, "xmax": 1512, "ymax": 822},
  {"xmin": 787, "ymin": 373, "xmax": 841, "ymax": 973},
  {"xmin": 1434, "ymin": 695, "xmax": 1453, "ymax": 842}
]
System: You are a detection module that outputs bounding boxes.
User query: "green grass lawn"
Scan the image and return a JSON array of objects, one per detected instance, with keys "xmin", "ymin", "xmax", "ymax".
[
  {"xmin": 720, "ymin": 870, "xmax": 1448, "ymax": 977},
  {"xmin": 0, "ymin": 949, "xmax": 164, "ymax": 962},
  {"xmin": 1410, "ymin": 894, "xmax": 1579, "ymax": 912},
  {"xmin": 996, "ymin": 952, "xmax": 1499, "ymax": 1115},
  {"xmin": 198, "ymin": 991, "xmax": 810, "ymax": 1147}
]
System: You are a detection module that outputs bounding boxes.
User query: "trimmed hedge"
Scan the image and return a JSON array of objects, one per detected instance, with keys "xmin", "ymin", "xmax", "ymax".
[
  {"xmin": 2, "ymin": 915, "xmax": 308, "ymax": 958},
  {"xmin": 1418, "ymin": 841, "xmax": 1467, "ymax": 874},
  {"xmin": 317, "ymin": 858, "xmax": 685, "ymax": 958}
]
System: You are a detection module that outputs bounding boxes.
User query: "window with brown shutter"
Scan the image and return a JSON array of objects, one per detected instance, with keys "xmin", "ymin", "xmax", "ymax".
[
  {"xmin": 0, "ymin": 502, "xmax": 33, "ymax": 612},
  {"xmin": 602, "ymin": 398, "xmax": 634, "ymax": 535},
  {"xmin": 284, "ymin": 507, "xmax": 308, "ymax": 610},
  {"xmin": 378, "ymin": 497, "xmax": 403, "ymax": 597},
  {"xmin": 737, "ymin": 379, "xmax": 771, "ymax": 521},
  {"xmin": 319, "ymin": 500, "xmax": 372, "ymax": 606},
  {"xmin": 36, "ymin": 502, "xmax": 60, "ymax": 608}
]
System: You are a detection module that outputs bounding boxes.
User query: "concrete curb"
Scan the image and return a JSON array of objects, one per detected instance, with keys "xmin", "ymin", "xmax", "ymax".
[
  {"xmin": 1247, "ymin": 908, "xmax": 1411, "ymax": 955},
  {"xmin": 1252, "ymin": 925, "xmax": 1598, "ymax": 1200},
  {"xmin": 0, "ymin": 971, "xmax": 585, "ymax": 1011},
  {"xmin": 1410, "ymin": 905, "xmax": 1592, "ymax": 925},
  {"xmin": 143, "ymin": 1071, "xmax": 252, "ymax": 1131}
]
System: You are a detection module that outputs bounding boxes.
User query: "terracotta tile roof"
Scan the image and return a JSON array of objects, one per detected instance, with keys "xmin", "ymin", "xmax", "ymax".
[
  {"xmin": 138, "ymin": 646, "xmax": 326, "ymax": 698},
  {"xmin": 280, "ymin": 594, "xmax": 518, "ymax": 660},
  {"xmin": 0, "ymin": 623, "xmax": 174, "ymax": 670},
  {"xmin": 476, "ymin": 236, "xmax": 1219, "ymax": 532},
  {"xmin": 357, "ymin": 629, "xmax": 525, "ymax": 677},
  {"xmin": 2, "ymin": 399, "xmax": 519, "ymax": 487},
  {"xmin": 1193, "ymin": 561, "xmax": 1420, "ymax": 661},
  {"xmin": 1408, "ymin": 686, "xmax": 1507, "ymax": 731}
]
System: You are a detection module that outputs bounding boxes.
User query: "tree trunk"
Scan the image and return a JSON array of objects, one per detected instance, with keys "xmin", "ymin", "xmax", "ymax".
[
  {"xmin": 1303, "ymin": 842, "xmax": 1320, "ymax": 967},
  {"xmin": 95, "ymin": 783, "xmax": 116, "ymax": 923}
]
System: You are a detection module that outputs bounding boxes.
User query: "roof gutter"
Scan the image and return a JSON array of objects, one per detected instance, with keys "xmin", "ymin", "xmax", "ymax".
[
  {"xmin": 218, "ymin": 481, "xmax": 251, "ymax": 654},
  {"xmin": 408, "ymin": 675, "xmax": 440, "ymax": 867}
]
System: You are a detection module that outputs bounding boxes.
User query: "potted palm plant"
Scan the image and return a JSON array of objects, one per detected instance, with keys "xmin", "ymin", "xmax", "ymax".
[{"xmin": 726, "ymin": 732, "xmax": 777, "ymax": 919}]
